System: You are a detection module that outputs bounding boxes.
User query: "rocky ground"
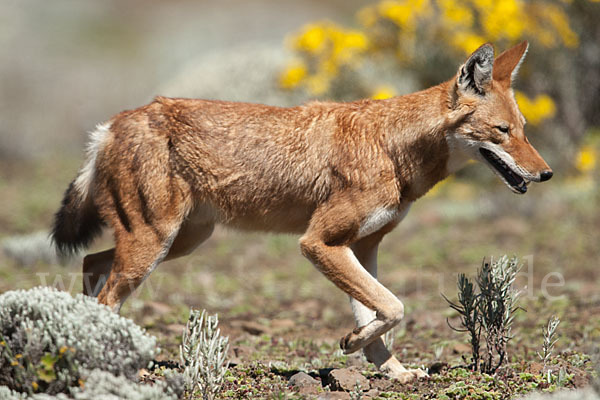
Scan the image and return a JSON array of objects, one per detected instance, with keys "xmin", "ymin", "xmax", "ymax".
[{"xmin": 1, "ymin": 158, "xmax": 598, "ymax": 399}]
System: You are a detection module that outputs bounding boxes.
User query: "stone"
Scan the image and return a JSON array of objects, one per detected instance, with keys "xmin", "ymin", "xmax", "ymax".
[
  {"xmin": 327, "ymin": 368, "xmax": 370, "ymax": 392},
  {"xmin": 288, "ymin": 371, "xmax": 321, "ymax": 395},
  {"xmin": 288, "ymin": 371, "xmax": 320, "ymax": 388}
]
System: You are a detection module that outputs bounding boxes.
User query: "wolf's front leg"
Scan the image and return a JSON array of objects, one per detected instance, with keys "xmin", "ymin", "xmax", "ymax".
[
  {"xmin": 300, "ymin": 199, "xmax": 408, "ymax": 358},
  {"xmin": 349, "ymin": 236, "xmax": 428, "ymax": 383}
]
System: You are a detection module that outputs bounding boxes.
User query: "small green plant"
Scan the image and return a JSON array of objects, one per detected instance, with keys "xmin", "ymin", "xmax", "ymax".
[
  {"xmin": 537, "ymin": 316, "xmax": 560, "ymax": 369},
  {"xmin": 349, "ymin": 380, "xmax": 363, "ymax": 400},
  {"xmin": 537, "ymin": 316, "xmax": 563, "ymax": 385},
  {"xmin": 180, "ymin": 309, "xmax": 229, "ymax": 400},
  {"xmin": 443, "ymin": 256, "xmax": 521, "ymax": 374}
]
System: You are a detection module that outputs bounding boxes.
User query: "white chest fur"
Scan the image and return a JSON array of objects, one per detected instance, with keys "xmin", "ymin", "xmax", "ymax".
[{"xmin": 357, "ymin": 204, "xmax": 412, "ymax": 239}]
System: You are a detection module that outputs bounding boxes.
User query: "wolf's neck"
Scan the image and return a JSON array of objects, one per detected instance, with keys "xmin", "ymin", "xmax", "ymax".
[{"xmin": 381, "ymin": 82, "xmax": 456, "ymax": 201}]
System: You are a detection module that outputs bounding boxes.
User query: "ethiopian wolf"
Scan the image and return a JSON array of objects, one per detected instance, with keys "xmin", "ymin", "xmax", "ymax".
[{"xmin": 52, "ymin": 42, "xmax": 552, "ymax": 382}]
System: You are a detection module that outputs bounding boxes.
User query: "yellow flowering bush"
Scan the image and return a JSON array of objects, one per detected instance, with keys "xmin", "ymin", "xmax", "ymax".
[
  {"xmin": 281, "ymin": 0, "xmax": 588, "ymax": 127},
  {"xmin": 280, "ymin": 22, "xmax": 369, "ymax": 94},
  {"xmin": 281, "ymin": 0, "xmax": 600, "ymax": 172}
]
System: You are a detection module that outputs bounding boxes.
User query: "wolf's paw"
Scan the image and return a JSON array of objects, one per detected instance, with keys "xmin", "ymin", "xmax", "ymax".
[
  {"xmin": 339, "ymin": 326, "xmax": 365, "ymax": 354},
  {"xmin": 385, "ymin": 368, "xmax": 429, "ymax": 384}
]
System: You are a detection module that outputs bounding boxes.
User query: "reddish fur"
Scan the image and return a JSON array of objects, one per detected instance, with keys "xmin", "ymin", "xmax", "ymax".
[{"xmin": 52, "ymin": 41, "xmax": 551, "ymax": 382}]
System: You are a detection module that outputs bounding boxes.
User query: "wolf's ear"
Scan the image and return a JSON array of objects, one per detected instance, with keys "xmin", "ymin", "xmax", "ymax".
[
  {"xmin": 456, "ymin": 43, "xmax": 494, "ymax": 96},
  {"xmin": 493, "ymin": 41, "xmax": 528, "ymax": 89}
]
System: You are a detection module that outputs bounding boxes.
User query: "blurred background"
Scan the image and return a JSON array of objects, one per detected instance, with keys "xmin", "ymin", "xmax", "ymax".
[{"xmin": 0, "ymin": 0, "xmax": 598, "ymax": 383}]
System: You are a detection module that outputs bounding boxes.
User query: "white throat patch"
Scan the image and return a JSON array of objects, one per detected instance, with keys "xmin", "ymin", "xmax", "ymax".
[{"xmin": 445, "ymin": 132, "xmax": 476, "ymax": 174}]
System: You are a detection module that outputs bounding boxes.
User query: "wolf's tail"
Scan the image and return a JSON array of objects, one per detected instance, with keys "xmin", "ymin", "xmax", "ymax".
[
  {"xmin": 51, "ymin": 123, "xmax": 110, "ymax": 257},
  {"xmin": 51, "ymin": 180, "xmax": 104, "ymax": 257}
]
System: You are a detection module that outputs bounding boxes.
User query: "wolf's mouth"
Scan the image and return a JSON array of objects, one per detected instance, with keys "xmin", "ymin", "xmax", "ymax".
[{"xmin": 479, "ymin": 148, "xmax": 528, "ymax": 194}]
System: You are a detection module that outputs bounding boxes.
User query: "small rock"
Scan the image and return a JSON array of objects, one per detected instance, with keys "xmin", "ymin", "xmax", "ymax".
[
  {"xmin": 288, "ymin": 372, "xmax": 320, "ymax": 395},
  {"xmin": 317, "ymin": 392, "xmax": 350, "ymax": 400},
  {"xmin": 328, "ymin": 368, "xmax": 370, "ymax": 392}
]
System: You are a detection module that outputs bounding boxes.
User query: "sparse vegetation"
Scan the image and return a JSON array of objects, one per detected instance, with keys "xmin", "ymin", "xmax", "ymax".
[
  {"xmin": 180, "ymin": 309, "xmax": 229, "ymax": 400},
  {"xmin": 444, "ymin": 256, "xmax": 522, "ymax": 374},
  {"xmin": 0, "ymin": 173, "xmax": 598, "ymax": 398},
  {"xmin": 1, "ymin": 0, "xmax": 599, "ymax": 398},
  {"xmin": 538, "ymin": 316, "xmax": 561, "ymax": 369},
  {"xmin": 0, "ymin": 287, "xmax": 157, "ymax": 396}
]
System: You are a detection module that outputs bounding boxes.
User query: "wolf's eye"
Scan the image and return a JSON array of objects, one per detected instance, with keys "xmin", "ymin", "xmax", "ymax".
[{"xmin": 495, "ymin": 125, "xmax": 510, "ymax": 134}]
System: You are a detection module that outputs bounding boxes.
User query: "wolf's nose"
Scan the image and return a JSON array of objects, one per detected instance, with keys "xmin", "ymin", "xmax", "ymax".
[{"xmin": 540, "ymin": 170, "xmax": 553, "ymax": 182}]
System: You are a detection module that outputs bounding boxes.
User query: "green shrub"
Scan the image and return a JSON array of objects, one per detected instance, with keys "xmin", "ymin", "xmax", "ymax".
[
  {"xmin": 0, "ymin": 287, "xmax": 157, "ymax": 395},
  {"xmin": 444, "ymin": 256, "xmax": 521, "ymax": 373}
]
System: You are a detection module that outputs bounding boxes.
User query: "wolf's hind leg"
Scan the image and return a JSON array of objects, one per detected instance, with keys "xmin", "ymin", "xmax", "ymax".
[
  {"xmin": 81, "ymin": 216, "xmax": 214, "ymax": 298},
  {"xmin": 92, "ymin": 208, "xmax": 214, "ymax": 311},
  {"xmin": 82, "ymin": 249, "xmax": 114, "ymax": 297},
  {"xmin": 95, "ymin": 220, "xmax": 181, "ymax": 312}
]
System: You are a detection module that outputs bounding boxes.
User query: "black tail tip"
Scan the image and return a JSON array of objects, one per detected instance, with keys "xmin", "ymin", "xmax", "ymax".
[{"xmin": 51, "ymin": 181, "xmax": 104, "ymax": 258}]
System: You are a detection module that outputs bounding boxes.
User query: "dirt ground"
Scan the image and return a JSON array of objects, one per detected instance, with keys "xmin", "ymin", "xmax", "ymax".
[{"xmin": 0, "ymin": 158, "xmax": 598, "ymax": 399}]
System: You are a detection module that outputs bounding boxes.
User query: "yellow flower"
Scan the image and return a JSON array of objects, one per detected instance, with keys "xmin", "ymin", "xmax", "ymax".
[
  {"xmin": 343, "ymin": 31, "xmax": 369, "ymax": 51},
  {"xmin": 371, "ymin": 86, "xmax": 396, "ymax": 99},
  {"xmin": 515, "ymin": 92, "xmax": 556, "ymax": 126},
  {"xmin": 481, "ymin": 0, "xmax": 525, "ymax": 41},
  {"xmin": 295, "ymin": 24, "xmax": 327, "ymax": 53},
  {"xmin": 279, "ymin": 61, "xmax": 307, "ymax": 89},
  {"xmin": 575, "ymin": 145, "xmax": 597, "ymax": 173},
  {"xmin": 32, "ymin": 382, "xmax": 39, "ymax": 391},
  {"xmin": 378, "ymin": 1, "xmax": 414, "ymax": 28}
]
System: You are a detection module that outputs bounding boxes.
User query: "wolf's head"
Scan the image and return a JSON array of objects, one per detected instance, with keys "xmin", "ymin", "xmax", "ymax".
[{"xmin": 447, "ymin": 41, "xmax": 553, "ymax": 194}]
